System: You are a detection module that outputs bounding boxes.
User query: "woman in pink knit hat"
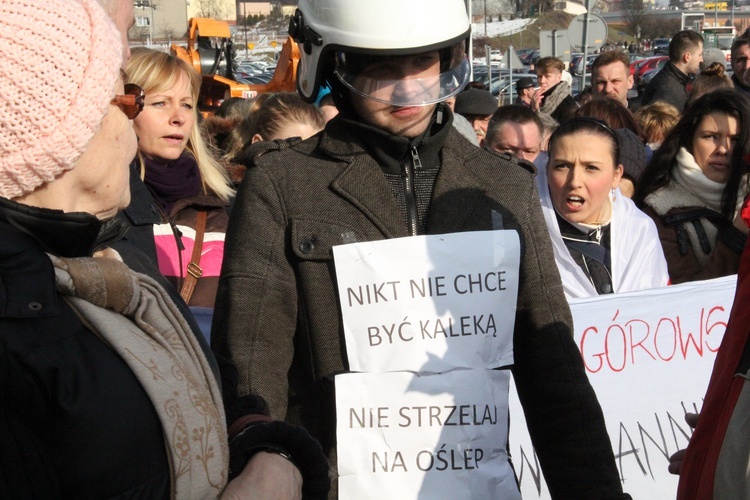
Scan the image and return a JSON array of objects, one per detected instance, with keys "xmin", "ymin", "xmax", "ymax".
[{"xmin": 0, "ymin": 0, "xmax": 329, "ymax": 498}]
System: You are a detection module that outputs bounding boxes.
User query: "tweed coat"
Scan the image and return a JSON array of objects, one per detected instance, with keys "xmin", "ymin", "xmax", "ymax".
[{"xmin": 212, "ymin": 116, "xmax": 623, "ymax": 498}]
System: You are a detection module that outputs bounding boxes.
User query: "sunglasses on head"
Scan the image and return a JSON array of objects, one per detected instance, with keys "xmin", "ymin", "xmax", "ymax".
[{"xmin": 111, "ymin": 83, "xmax": 145, "ymax": 119}]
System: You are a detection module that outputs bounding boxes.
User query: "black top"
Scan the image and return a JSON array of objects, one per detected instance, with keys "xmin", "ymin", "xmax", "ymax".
[{"xmin": 556, "ymin": 211, "xmax": 614, "ymax": 294}]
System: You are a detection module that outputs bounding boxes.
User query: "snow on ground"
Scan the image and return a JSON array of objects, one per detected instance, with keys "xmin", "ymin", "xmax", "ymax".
[{"xmin": 471, "ymin": 18, "xmax": 535, "ymax": 38}]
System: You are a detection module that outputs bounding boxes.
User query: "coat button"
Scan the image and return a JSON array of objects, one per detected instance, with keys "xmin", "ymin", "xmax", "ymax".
[
  {"xmin": 28, "ymin": 302, "xmax": 43, "ymax": 311},
  {"xmin": 299, "ymin": 241, "xmax": 314, "ymax": 254},
  {"xmin": 600, "ymin": 283, "xmax": 613, "ymax": 294}
]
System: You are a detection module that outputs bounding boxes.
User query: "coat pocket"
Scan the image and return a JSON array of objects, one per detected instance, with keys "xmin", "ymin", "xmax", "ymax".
[{"xmin": 290, "ymin": 219, "xmax": 366, "ymax": 261}]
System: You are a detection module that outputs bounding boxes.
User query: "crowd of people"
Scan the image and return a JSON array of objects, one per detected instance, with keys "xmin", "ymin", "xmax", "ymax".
[{"xmin": 3, "ymin": 0, "xmax": 750, "ymax": 498}]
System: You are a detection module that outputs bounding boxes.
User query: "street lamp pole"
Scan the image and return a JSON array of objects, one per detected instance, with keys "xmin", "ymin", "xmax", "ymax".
[
  {"xmin": 636, "ymin": 24, "xmax": 641, "ymax": 53},
  {"xmin": 244, "ymin": 3, "xmax": 248, "ymax": 58},
  {"xmin": 149, "ymin": 4, "xmax": 154, "ymax": 47},
  {"xmin": 466, "ymin": 0, "xmax": 473, "ymax": 79},
  {"xmin": 714, "ymin": 0, "xmax": 718, "ymax": 27}
]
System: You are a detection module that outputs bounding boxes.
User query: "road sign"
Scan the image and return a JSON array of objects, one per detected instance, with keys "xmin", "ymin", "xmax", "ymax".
[
  {"xmin": 567, "ymin": 13, "xmax": 608, "ymax": 52},
  {"xmin": 540, "ymin": 29, "xmax": 570, "ymax": 60}
]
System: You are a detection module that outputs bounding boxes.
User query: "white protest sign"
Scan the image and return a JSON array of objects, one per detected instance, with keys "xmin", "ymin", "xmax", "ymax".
[
  {"xmin": 509, "ymin": 276, "xmax": 737, "ymax": 499},
  {"xmin": 336, "ymin": 370, "xmax": 520, "ymax": 500},
  {"xmin": 332, "ymin": 231, "xmax": 520, "ymax": 373}
]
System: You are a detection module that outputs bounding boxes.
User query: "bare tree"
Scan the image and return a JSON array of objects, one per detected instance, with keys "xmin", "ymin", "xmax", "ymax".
[
  {"xmin": 160, "ymin": 25, "xmax": 176, "ymax": 44},
  {"xmin": 640, "ymin": 16, "xmax": 681, "ymax": 39},
  {"xmin": 195, "ymin": 0, "xmax": 227, "ymax": 19},
  {"xmin": 470, "ymin": 0, "xmax": 515, "ymax": 34},
  {"xmin": 621, "ymin": 0, "xmax": 647, "ymax": 37},
  {"xmin": 471, "ymin": 0, "xmax": 514, "ymax": 18}
]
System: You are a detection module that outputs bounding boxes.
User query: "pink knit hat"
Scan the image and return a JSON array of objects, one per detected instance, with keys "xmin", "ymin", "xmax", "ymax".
[{"xmin": 0, "ymin": 0, "xmax": 123, "ymax": 199}]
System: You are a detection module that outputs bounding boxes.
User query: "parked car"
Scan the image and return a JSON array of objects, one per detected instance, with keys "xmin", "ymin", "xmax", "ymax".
[
  {"xmin": 638, "ymin": 68, "xmax": 661, "ymax": 93},
  {"xmin": 236, "ymin": 73, "xmax": 273, "ymax": 85},
  {"xmin": 653, "ymin": 38, "xmax": 670, "ymax": 55},
  {"xmin": 488, "ymin": 73, "xmax": 537, "ymax": 101},
  {"xmin": 629, "ymin": 55, "xmax": 663, "ymax": 78},
  {"xmin": 473, "ymin": 64, "xmax": 526, "ymax": 80},
  {"xmin": 519, "ymin": 48, "xmax": 539, "ymax": 66},
  {"xmin": 629, "ymin": 57, "xmax": 651, "ymax": 77},
  {"xmin": 569, "ymin": 53, "xmax": 584, "ymax": 75},
  {"xmin": 573, "ymin": 53, "xmax": 599, "ymax": 76},
  {"xmin": 633, "ymin": 56, "xmax": 668, "ymax": 91},
  {"xmin": 516, "ymin": 48, "xmax": 536, "ymax": 61},
  {"xmin": 637, "ymin": 64, "xmax": 669, "ymax": 94},
  {"xmin": 472, "ymin": 65, "xmax": 502, "ymax": 87}
]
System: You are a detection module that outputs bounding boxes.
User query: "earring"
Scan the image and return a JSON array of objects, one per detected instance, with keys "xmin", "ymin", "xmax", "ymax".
[{"xmin": 611, "ymin": 187, "xmax": 617, "ymax": 202}]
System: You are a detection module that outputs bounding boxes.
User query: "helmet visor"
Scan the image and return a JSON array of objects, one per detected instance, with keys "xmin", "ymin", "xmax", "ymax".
[{"xmin": 334, "ymin": 56, "xmax": 471, "ymax": 107}]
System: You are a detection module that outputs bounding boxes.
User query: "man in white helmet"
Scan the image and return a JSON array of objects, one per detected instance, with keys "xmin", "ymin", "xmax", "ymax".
[{"xmin": 214, "ymin": 0, "xmax": 624, "ymax": 497}]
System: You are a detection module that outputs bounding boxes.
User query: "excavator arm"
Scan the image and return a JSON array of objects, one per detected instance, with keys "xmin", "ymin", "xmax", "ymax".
[{"xmin": 171, "ymin": 18, "xmax": 300, "ymax": 112}]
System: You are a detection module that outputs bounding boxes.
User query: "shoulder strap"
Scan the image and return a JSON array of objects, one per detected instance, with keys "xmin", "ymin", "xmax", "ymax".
[
  {"xmin": 565, "ymin": 239, "xmax": 612, "ymax": 269},
  {"xmin": 180, "ymin": 211, "xmax": 207, "ymax": 304}
]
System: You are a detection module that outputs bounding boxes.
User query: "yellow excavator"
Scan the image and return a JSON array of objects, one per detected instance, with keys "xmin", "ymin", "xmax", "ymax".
[{"xmin": 171, "ymin": 18, "xmax": 300, "ymax": 112}]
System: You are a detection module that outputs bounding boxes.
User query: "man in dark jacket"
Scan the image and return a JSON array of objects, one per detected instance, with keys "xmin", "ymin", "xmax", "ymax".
[
  {"xmin": 641, "ymin": 30, "xmax": 703, "ymax": 110},
  {"xmin": 591, "ymin": 49, "xmax": 634, "ymax": 107},
  {"xmin": 731, "ymin": 33, "xmax": 750, "ymax": 96},
  {"xmin": 214, "ymin": 0, "xmax": 625, "ymax": 498}
]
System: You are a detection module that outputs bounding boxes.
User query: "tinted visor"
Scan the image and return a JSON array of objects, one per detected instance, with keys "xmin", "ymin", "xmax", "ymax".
[{"xmin": 334, "ymin": 56, "xmax": 470, "ymax": 107}]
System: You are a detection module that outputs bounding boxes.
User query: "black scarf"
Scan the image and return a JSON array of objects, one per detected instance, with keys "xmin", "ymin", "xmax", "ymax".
[{"xmin": 142, "ymin": 153, "xmax": 203, "ymax": 214}]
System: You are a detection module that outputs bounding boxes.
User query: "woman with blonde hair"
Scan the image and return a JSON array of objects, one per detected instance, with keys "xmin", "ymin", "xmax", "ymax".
[
  {"xmin": 249, "ymin": 92, "xmax": 325, "ymax": 144},
  {"xmin": 126, "ymin": 48, "xmax": 234, "ymax": 333},
  {"xmin": 634, "ymin": 101, "xmax": 681, "ymax": 151}
]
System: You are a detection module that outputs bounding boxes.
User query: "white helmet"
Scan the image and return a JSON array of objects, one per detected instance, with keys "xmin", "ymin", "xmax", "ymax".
[{"xmin": 289, "ymin": 0, "xmax": 471, "ymax": 105}]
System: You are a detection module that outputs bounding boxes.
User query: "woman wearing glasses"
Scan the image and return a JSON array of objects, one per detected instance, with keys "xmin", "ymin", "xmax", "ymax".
[
  {"xmin": 125, "ymin": 48, "xmax": 235, "ymax": 338},
  {"xmin": 0, "ymin": 1, "xmax": 327, "ymax": 498},
  {"xmin": 634, "ymin": 90, "xmax": 750, "ymax": 284},
  {"xmin": 537, "ymin": 118, "xmax": 670, "ymax": 298}
]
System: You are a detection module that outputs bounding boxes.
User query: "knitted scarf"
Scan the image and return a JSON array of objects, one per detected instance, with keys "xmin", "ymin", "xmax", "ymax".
[
  {"xmin": 540, "ymin": 81, "xmax": 572, "ymax": 116},
  {"xmin": 143, "ymin": 153, "xmax": 203, "ymax": 215},
  {"xmin": 49, "ymin": 252, "xmax": 228, "ymax": 499},
  {"xmin": 672, "ymin": 147, "xmax": 727, "ymax": 213}
]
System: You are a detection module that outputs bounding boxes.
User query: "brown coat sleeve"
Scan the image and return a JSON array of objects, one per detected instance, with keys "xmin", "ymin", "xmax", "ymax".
[
  {"xmin": 642, "ymin": 204, "xmax": 741, "ymax": 284},
  {"xmin": 212, "ymin": 164, "xmax": 298, "ymax": 419}
]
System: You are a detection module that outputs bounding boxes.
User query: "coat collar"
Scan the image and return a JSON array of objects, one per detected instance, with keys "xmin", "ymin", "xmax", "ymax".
[
  {"xmin": 427, "ymin": 132, "xmax": 489, "ymax": 234},
  {"xmin": 0, "ymin": 198, "xmax": 131, "ymax": 318},
  {"xmin": 664, "ymin": 61, "xmax": 691, "ymax": 84},
  {"xmin": 317, "ymin": 116, "xmax": 489, "ymax": 238},
  {"xmin": 0, "ymin": 196, "xmax": 128, "ymax": 258},
  {"xmin": 0, "ymin": 219, "xmax": 59, "ymax": 318},
  {"xmin": 321, "ymin": 122, "xmax": 411, "ymax": 238}
]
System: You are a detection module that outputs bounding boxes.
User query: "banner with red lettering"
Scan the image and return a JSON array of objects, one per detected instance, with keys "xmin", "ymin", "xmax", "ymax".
[{"xmin": 508, "ymin": 275, "xmax": 737, "ymax": 498}]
